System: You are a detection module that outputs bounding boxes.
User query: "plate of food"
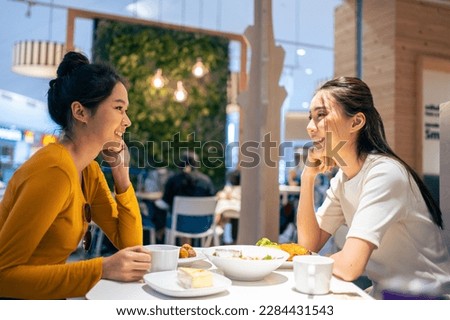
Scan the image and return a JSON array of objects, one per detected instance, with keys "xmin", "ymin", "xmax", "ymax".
[
  {"xmin": 203, "ymin": 245, "xmax": 289, "ymax": 281},
  {"xmin": 255, "ymin": 238, "xmax": 311, "ymax": 269},
  {"xmin": 144, "ymin": 268, "xmax": 232, "ymax": 298},
  {"xmin": 178, "ymin": 244, "xmax": 206, "ymax": 266}
]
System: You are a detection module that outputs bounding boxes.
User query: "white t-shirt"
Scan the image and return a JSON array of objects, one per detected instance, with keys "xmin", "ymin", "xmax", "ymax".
[{"xmin": 317, "ymin": 154, "xmax": 450, "ymax": 298}]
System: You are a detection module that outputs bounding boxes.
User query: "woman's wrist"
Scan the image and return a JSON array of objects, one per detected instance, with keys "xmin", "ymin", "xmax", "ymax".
[
  {"xmin": 111, "ymin": 167, "xmax": 131, "ymax": 194},
  {"xmin": 301, "ymin": 166, "xmax": 319, "ymax": 181}
]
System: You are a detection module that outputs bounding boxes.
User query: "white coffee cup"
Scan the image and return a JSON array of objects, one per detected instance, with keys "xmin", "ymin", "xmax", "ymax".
[
  {"xmin": 144, "ymin": 244, "xmax": 179, "ymax": 272},
  {"xmin": 293, "ymin": 255, "xmax": 334, "ymax": 295}
]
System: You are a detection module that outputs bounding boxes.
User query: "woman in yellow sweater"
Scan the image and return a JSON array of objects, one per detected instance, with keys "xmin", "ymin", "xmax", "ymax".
[{"xmin": 0, "ymin": 51, "xmax": 151, "ymax": 299}]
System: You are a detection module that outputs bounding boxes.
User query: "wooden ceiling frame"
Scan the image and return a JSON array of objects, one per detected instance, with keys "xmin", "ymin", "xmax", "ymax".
[{"xmin": 65, "ymin": 8, "xmax": 248, "ymax": 92}]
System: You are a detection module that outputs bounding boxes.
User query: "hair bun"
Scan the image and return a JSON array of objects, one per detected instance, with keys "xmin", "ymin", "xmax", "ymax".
[{"xmin": 56, "ymin": 51, "xmax": 89, "ymax": 78}]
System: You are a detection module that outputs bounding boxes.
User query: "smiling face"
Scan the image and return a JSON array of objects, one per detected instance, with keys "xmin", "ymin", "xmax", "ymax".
[
  {"xmin": 307, "ymin": 91, "xmax": 356, "ymax": 164},
  {"xmin": 86, "ymin": 82, "xmax": 131, "ymax": 149}
]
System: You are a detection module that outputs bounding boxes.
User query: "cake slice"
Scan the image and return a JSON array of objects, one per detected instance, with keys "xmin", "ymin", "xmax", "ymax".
[{"xmin": 177, "ymin": 267, "xmax": 213, "ymax": 289}]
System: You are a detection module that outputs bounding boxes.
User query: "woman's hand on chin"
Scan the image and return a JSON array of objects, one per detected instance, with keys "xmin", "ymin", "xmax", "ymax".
[
  {"xmin": 305, "ymin": 146, "xmax": 336, "ymax": 176},
  {"xmin": 101, "ymin": 140, "xmax": 130, "ymax": 168}
]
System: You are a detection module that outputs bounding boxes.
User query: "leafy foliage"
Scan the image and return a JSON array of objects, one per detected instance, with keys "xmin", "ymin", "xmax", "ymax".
[{"xmin": 93, "ymin": 20, "xmax": 229, "ymax": 189}]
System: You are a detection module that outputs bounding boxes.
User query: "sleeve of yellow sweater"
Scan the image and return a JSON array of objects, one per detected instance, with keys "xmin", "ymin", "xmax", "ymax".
[
  {"xmin": 0, "ymin": 167, "xmax": 103, "ymax": 299},
  {"xmin": 87, "ymin": 162, "xmax": 143, "ymax": 249}
]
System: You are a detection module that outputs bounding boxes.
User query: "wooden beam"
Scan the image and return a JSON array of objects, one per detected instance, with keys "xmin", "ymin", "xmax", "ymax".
[{"xmin": 66, "ymin": 8, "xmax": 248, "ymax": 92}]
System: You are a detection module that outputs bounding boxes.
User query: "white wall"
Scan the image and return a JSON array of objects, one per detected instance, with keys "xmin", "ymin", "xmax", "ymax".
[
  {"xmin": 439, "ymin": 101, "xmax": 450, "ymax": 253},
  {"xmin": 423, "ymin": 70, "xmax": 450, "ymax": 175}
]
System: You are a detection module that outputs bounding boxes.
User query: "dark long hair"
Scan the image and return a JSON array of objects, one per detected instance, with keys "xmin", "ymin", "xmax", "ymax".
[{"xmin": 318, "ymin": 76, "xmax": 443, "ymax": 228}]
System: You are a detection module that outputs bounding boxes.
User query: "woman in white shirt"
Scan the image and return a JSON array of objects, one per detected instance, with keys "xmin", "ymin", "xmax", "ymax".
[{"xmin": 297, "ymin": 76, "xmax": 450, "ymax": 298}]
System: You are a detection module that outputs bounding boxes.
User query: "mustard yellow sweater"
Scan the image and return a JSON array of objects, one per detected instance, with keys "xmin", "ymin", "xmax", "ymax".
[{"xmin": 0, "ymin": 143, "xmax": 142, "ymax": 299}]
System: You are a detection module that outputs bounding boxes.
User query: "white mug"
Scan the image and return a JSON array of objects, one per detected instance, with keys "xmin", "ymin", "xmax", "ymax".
[
  {"xmin": 144, "ymin": 244, "xmax": 179, "ymax": 272},
  {"xmin": 293, "ymin": 255, "xmax": 334, "ymax": 295}
]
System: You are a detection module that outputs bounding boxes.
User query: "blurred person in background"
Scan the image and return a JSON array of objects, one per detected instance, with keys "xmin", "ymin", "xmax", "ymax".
[
  {"xmin": 287, "ymin": 151, "xmax": 303, "ymax": 186},
  {"xmin": 162, "ymin": 151, "xmax": 215, "ymax": 206},
  {"xmin": 216, "ymin": 169, "xmax": 241, "ymax": 244},
  {"xmin": 154, "ymin": 151, "xmax": 215, "ymax": 243}
]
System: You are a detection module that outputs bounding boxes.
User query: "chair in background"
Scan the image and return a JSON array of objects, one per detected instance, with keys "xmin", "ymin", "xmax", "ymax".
[
  {"xmin": 216, "ymin": 208, "xmax": 240, "ymax": 244},
  {"xmin": 165, "ymin": 196, "xmax": 218, "ymax": 247},
  {"xmin": 140, "ymin": 200, "xmax": 156, "ymax": 245},
  {"xmin": 84, "ymin": 215, "xmax": 155, "ymax": 258},
  {"xmin": 74, "ymin": 222, "xmax": 104, "ymax": 258},
  {"xmin": 76, "ymin": 199, "xmax": 156, "ymax": 258}
]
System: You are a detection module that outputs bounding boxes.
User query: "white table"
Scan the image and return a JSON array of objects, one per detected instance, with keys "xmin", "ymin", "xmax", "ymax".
[
  {"xmin": 86, "ymin": 259, "xmax": 372, "ymax": 300},
  {"xmin": 215, "ymin": 198, "xmax": 240, "ymax": 216}
]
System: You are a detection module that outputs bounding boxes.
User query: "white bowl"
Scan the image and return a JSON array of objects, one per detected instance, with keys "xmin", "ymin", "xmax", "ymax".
[{"xmin": 203, "ymin": 245, "xmax": 289, "ymax": 281}]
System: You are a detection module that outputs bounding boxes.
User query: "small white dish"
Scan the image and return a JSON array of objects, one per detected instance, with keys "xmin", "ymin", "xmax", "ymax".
[
  {"xmin": 144, "ymin": 270, "xmax": 232, "ymax": 298},
  {"xmin": 178, "ymin": 248, "xmax": 206, "ymax": 267}
]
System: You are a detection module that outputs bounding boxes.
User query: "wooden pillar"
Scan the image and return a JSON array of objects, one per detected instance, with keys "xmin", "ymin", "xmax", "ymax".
[
  {"xmin": 334, "ymin": 0, "xmax": 357, "ymax": 77},
  {"xmin": 336, "ymin": 0, "xmax": 450, "ymax": 252},
  {"xmin": 237, "ymin": 0, "xmax": 287, "ymax": 244},
  {"xmin": 335, "ymin": 0, "xmax": 450, "ymax": 171}
]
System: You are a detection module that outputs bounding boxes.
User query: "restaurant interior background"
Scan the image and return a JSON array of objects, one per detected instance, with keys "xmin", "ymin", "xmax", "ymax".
[
  {"xmin": 0, "ymin": 0, "xmax": 338, "ymax": 183},
  {"xmin": 1, "ymin": 0, "xmax": 450, "ymax": 248}
]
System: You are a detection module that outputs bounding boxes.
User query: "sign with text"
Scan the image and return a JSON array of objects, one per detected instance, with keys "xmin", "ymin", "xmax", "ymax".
[{"xmin": 422, "ymin": 69, "xmax": 450, "ymax": 175}]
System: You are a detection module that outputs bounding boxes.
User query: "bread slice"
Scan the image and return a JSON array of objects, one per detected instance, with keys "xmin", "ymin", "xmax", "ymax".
[{"xmin": 177, "ymin": 267, "xmax": 213, "ymax": 289}]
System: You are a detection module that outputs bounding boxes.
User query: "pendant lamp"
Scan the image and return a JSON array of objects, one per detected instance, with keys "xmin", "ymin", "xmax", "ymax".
[{"xmin": 12, "ymin": 40, "xmax": 65, "ymax": 79}]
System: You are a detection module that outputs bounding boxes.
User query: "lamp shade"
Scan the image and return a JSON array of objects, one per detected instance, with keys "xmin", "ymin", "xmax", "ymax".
[{"xmin": 12, "ymin": 40, "xmax": 66, "ymax": 79}]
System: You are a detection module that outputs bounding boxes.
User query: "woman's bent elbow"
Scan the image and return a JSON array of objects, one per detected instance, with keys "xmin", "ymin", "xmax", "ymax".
[
  {"xmin": 333, "ymin": 267, "xmax": 363, "ymax": 282},
  {"xmin": 339, "ymin": 273, "xmax": 359, "ymax": 282}
]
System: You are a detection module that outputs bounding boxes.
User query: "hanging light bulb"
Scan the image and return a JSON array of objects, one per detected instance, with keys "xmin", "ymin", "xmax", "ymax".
[
  {"xmin": 151, "ymin": 68, "xmax": 166, "ymax": 89},
  {"xmin": 174, "ymin": 81, "xmax": 188, "ymax": 102},
  {"xmin": 191, "ymin": 57, "xmax": 209, "ymax": 78}
]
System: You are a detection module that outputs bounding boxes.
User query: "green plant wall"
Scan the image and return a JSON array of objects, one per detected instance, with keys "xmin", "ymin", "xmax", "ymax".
[{"xmin": 93, "ymin": 20, "xmax": 229, "ymax": 189}]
